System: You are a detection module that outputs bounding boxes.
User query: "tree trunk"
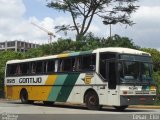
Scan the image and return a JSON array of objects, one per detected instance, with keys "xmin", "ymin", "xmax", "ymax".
[{"xmin": 76, "ymin": 34, "xmax": 84, "ymax": 41}]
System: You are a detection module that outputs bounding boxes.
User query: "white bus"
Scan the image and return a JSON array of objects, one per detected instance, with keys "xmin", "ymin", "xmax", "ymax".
[{"xmin": 4, "ymin": 47, "xmax": 157, "ymax": 111}]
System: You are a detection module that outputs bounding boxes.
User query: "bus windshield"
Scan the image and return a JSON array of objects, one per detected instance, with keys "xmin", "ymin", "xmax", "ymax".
[{"xmin": 119, "ymin": 55, "xmax": 154, "ymax": 84}]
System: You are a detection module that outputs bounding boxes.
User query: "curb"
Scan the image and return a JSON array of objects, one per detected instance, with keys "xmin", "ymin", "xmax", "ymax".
[
  {"xmin": 1, "ymin": 99, "xmax": 160, "ymax": 109},
  {"xmin": 129, "ymin": 105, "xmax": 160, "ymax": 109}
]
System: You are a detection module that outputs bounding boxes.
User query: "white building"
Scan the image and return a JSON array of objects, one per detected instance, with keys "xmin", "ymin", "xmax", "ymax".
[{"xmin": 0, "ymin": 40, "xmax": 39, "ymax": 52}]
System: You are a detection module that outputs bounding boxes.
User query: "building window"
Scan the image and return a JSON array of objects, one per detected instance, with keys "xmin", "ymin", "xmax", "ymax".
[{"xmin": 7, "ymin": 42, "xmax": 15, "ymax": 47}]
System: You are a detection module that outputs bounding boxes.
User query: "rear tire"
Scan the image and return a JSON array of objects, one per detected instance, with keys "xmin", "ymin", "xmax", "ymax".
[
  {"xmin": 85, "ymin": 91, "xmax": 100, "ymax": 110},
  {"xmin": 114, "ymin": 105, "xmax": 128, "ymax": 111},
  {"xmin": 20, "ymin": 89, "xmax": 29, "ymax": 104}
]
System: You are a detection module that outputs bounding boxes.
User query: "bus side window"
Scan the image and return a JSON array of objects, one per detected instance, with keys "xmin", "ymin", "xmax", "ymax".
[
  {"xmin": 63, "ymin": 58, "xmax": 74, "ymax": 71},
  {"xmin": 31, "ymin": 62, "xmax": 36, "ymax": 74},
  {"xmin": 31, "ymin": 61, "xmax": 43, "ymax": 74},
  {"xmin": 81, "ymin": 55, "xmax": 96, "ymax": 71},
  {"xmin": 73, "ymin": 57, "xmax": 82, "ymax": 71},
  {"xmin": 36, "ymin": 61, "xmax": 43, "ymax": 74},
  {"xmin": 15, "ymin": 64, "xmax": 21, "ymax": 75},
  {"xmin": 58, "ymin": 58, "xmax": 75, "ymax": 72},
  {"xmin": 21, "ymin": 63, "xmax": 30, "ymax": 75},
  {"xmin": 7, "ymin": 64, "xmax": 17, "ymax": 76},
  {"xmin": 46, "ymin": 60, "xmax": 55, "ymax": 73}
]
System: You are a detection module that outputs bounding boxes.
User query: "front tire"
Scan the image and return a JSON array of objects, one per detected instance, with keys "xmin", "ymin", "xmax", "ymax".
[{"xmin": 85, "ymin": 91, "xmax": 101, "ymax": 110}]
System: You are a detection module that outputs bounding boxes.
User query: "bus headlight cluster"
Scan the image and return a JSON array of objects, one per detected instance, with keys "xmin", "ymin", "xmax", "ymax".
[{"xmin": 123, "ymin": 91, "xmax": 134, "ymax": 95}]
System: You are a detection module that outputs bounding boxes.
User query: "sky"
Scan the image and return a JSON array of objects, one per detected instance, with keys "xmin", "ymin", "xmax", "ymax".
[{"xmin": 0, "ymin": 0, "xmax": 160, "ymax": 49}]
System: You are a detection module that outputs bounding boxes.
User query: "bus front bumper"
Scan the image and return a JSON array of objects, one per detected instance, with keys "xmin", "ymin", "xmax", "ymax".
[{"xmin": 120, "ymin": 95, "xmax": 156, "ymax": 106}]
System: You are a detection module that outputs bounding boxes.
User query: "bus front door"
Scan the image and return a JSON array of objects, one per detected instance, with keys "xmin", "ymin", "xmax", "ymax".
[{"xmin": 106, "ymin": 60, "xmax": 118, "ymax": 105}]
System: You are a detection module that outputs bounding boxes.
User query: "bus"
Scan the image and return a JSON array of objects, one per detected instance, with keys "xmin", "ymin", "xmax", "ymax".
[{"xmin": 4, "ymin": 47, "xmax": 157, "ymax": 111}]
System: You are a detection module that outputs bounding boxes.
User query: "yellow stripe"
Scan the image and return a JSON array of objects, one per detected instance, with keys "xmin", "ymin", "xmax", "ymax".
[
  {"xmin": 45, "ymin": 75, "xmax": 57, "ymax": 85},
  {"xmin": 5, "ymin": 75, "xmax": 58, "ymax": 101},
  {"xmin": 58, "ymin": 53, "xmax": 69, "ymax": 58}
]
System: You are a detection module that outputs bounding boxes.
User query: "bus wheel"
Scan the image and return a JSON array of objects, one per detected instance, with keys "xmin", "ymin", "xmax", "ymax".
[
  {"xmin": 85, "ymin": 91, "xmax": 100, "ymax": 110},
  {"xmin": 20, "ymin": 89, "xmax": 29, "ymax": 104},
  {"xmin": 114, "ymin": 105, "xmax": 128, "ymax": 111},
  {"xmin": 43, "ymin": 101, "xmax": 54, "ymax": 106}
]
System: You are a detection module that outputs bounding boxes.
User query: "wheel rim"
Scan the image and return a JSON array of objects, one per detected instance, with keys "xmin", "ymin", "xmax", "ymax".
[
  {"xmin": 89, "ymin": 96, "xmax": 96, "ymax": 105},
  {"xmin": 85, "ymin": 91, "xmax": 100, "ymax": 110}
]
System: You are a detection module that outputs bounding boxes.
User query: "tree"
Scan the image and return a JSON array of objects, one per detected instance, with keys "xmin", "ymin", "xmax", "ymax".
[
  {"xmin": 25, "ymin": 47, "xmax": 44, "ymax": 58},
  {"xmin": 0, "ymin": 51, "xmax": 24, "ymax": 98},
  {"xmin": 141, "ymin": 48, "xmax": 160, "ymax": 72},
  {"xmin": 47, "ymin": 0, "xmax": 138, "ymax": 40},
  {"xmin": 49, "ymin": 38, "xmax": 77, "ymax": 54},
  {"xmin": 141, "ymin": 48, "xmax": 160, "ymax": 94},
  {"xmin": 102, "ymin": 34, "xmax": 140, "ymax": 49}
]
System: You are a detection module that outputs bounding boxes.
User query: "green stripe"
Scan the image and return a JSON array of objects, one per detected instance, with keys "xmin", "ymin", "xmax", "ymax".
[
  {"xmin": 56, "ymin": 73, "xmax": 80, "ymax": 102},
  {"xmin": 69, "ymin": 50, "xmax": 93, "ymax": 57},
  {"xmin": 79, "ymin": 50, "xmax": 93, "ymax": 55},
  {"xmin": 48, "ymin": 74, "xmax": 68, "ymax": 101},
  {"xmin": 69, "ymin": 52, "xmax": 80, "ymax": 57}
]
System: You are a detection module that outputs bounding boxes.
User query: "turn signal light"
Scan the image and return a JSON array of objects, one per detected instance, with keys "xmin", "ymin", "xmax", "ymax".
[{"xmin": 123, "ymin": 91, "xmax": 128, "ymax": 94}]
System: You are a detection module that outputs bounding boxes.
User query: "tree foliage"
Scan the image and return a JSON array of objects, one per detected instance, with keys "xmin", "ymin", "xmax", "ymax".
[
  {"xmin": 0, "ymin": 51, "xmax": 24, "ymax": 80},
  {"xmin": 141, "ymin": 48, "xmax": 160, "ymax": 94},
  {"xmin": 36, "ymin": 34, "xmax": 139, "ymax": 53},
  {"xmin": 141, "ymin": 48, "xmax": 160, "ymax": 72},
  {"xmin": 101, "ymin": 34, "xmax": 139, "ymax": 49},
  {"xmin": 47, "ymin": 0, "xmax": 138, "ymax": 40},
  {"xmin": 0, "ymin": 51, "xmax": 24, "ymax": 97}
]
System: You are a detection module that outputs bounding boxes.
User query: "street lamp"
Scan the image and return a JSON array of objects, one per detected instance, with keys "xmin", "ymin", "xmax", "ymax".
[{"xmin": 103, "ymin": 20, "xmax": 118, "ymax": 39}]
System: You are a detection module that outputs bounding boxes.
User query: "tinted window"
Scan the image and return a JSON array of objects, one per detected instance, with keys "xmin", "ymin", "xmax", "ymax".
[
  {"xmin": 74, "ymin": 54, "xmax": 96, "ymax": 71},
  {"xmin": 21, "ymin": 63, "xmax": 30, "ymax": 74},
  {"xmin": 58, "ymin": 58, "xmax": 75, "ymax": 72},
  {"xmin": 100, "ymin": 53, "xmax": 116, "ymax": 79},
  {"xmin": 46, "ymin": 60, "xmax": 55, "ymax": 73},
  {"xmin": 7, "ymin": 64, "xmax": 17, "ymax": 76},
  {"xmin": 31, "ymin": 61, "xmax": 43, "ymax": 74}
]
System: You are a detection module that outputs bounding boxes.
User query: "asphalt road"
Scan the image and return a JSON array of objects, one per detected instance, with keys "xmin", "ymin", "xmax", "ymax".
[{"xmin": 0, "ymin": 100, "xmax": 160, "ymax": 120}]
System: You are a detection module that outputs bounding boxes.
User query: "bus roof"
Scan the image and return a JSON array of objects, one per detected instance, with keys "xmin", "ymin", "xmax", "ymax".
[
  {"xmin": 6, "ymin": 47, "xmax": 150, "ymax": 64},
  {"xmin": 95, "ymin": 47, "xmax": 150, "ymax": 55}
]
